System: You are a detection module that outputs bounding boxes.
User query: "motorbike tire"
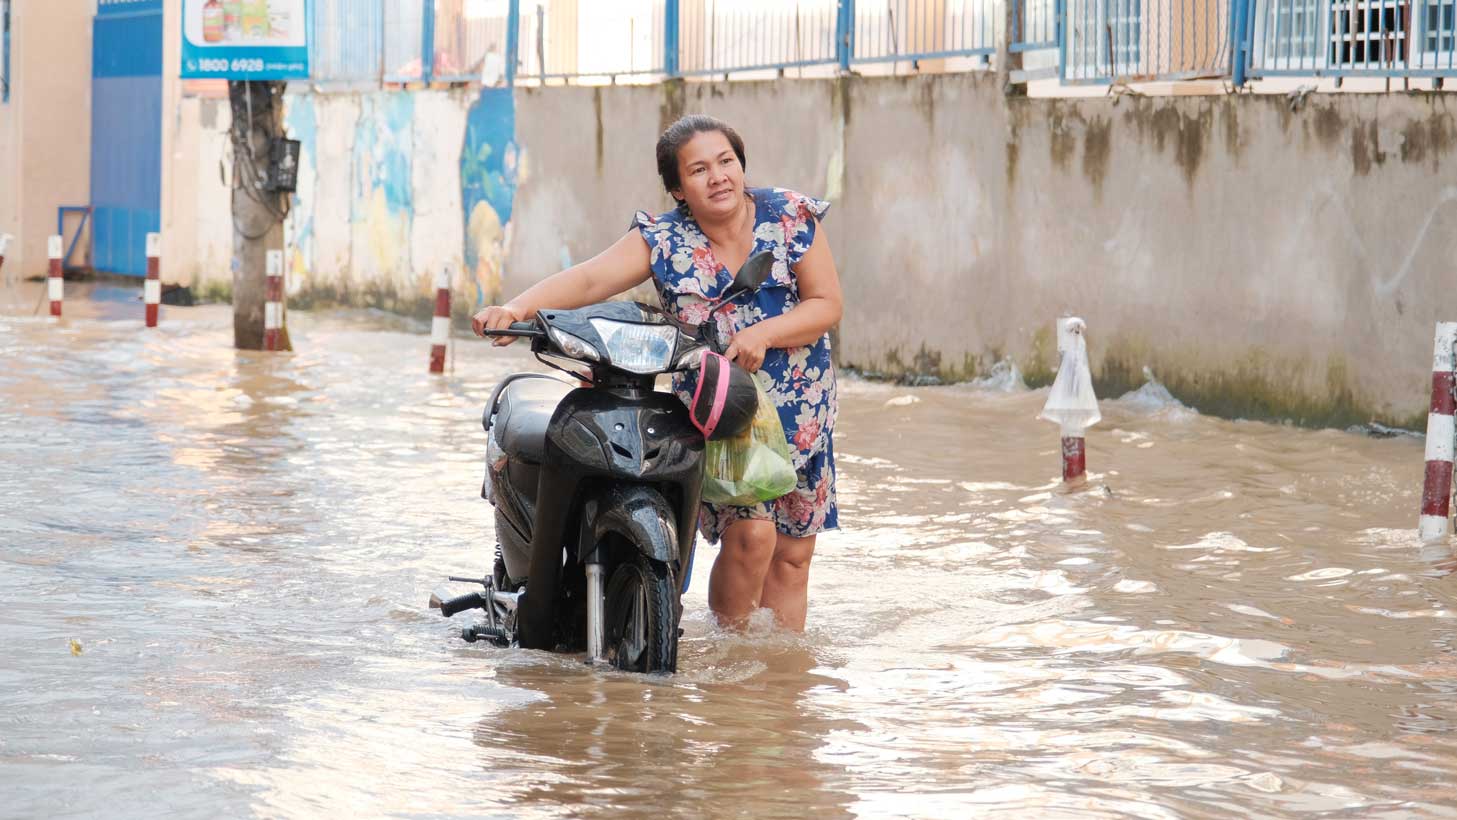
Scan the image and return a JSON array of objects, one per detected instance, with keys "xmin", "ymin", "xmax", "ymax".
[{"xmin": 603, "ymin": 555, "xmax": 678, "ymax": 674}]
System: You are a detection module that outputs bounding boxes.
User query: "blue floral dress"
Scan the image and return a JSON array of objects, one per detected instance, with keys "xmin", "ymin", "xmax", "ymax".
[{"xmin": 632, "ymin": 187, "xmax": 839, "ymax": 543}]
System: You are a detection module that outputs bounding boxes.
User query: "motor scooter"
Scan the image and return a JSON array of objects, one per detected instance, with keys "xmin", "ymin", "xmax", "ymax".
[{"xmin": 431, "ymin": 252, "xmax": 773, "ymax": 673}]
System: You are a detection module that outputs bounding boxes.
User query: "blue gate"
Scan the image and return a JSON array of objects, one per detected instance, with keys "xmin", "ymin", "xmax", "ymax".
[{"xmin": 91, "ymin": 0, "xmax": 163, "ymax": 277}]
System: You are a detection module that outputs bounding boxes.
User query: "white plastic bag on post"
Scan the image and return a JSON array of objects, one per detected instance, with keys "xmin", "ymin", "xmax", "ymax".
[
  {"xmin": 1038, "ymin": 318, "xmax": 1101, "ymax": 435},
  {"xmin": 1039, "ymin": 317, "xmax": 1100, "ymax": 481}
]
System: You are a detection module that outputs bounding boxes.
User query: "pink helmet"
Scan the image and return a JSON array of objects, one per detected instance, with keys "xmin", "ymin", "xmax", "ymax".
[{"xmin": 689, "ymin": 351, "xmax": 760, "ymax": 440}]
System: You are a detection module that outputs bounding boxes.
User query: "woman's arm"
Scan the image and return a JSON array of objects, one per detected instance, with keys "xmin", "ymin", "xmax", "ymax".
[
  {"xmin": 472, "ymin": 231, "xmax": 653, "ymax": 342},
  {"xmin": 725, "ymin": 222, "xmax": 843, "ymax": 371}
]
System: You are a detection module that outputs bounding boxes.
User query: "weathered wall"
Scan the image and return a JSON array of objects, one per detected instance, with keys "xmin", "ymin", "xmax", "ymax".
[
  {"xmin": 0, "ymin": 63, "xmax": 18, "ymax": 278},
  {"xmin": 0, "ymin": 2, "xmax": 93, "ymax": 279},
  {"xmin": 837, "ymin": 75, "xmax": 1456, "ymax": 426},
  {"xmin": 170, "ymin": 75, "xmax": 1457, "ymax": 426},
  {"xmin": 1014, "ymin": 81, "xmax": 1453, "ymax": 427}
]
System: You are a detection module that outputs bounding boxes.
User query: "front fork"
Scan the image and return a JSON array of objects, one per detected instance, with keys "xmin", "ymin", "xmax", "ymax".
[{"xmin": 585, "ymin": 561, "xmax": 606, "ymax": 665}]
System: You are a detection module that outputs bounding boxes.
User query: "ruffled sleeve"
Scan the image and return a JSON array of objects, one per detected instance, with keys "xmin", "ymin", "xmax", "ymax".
[
  {"xmin": 764, "ymin": 189, "xmax": 829, "ymax": 268},
  {"xmin": 630, "ymin": 209, "xmax": 674, "ymax": 272},
  {"xmin": 629, "ymin": 209, "xmax": 656, "ymax": 232}
]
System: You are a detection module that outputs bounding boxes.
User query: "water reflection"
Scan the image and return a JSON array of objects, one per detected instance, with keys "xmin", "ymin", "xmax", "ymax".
[{"xmin": 473, "ymin": 641, "xmax": 858, "ymax": 818}]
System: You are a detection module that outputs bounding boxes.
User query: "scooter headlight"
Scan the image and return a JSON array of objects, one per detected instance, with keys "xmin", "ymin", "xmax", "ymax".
[
  {"xmin": 588, "ymin": 319, "xmax": 677, "ymax": 374},
  {"xmin": 548, "ymin": 328, "xmax": 601, "ymax": 362}
]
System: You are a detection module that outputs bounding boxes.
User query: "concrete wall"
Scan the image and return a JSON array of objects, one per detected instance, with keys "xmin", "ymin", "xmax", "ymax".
[
  {"xmin": 0, "ymin": 2, "xmax": 93, "ymax": 280},
  {"xmin": 855, "ymin": 76, "xmax": 1456, "ymax": 427},
  {"xmin": 166, "ymin": 75, "xmax": 1457, "ymax": 427},
  {"xmin": 0, "ymin": 45, "xmax": 16, "ymax": 277}
]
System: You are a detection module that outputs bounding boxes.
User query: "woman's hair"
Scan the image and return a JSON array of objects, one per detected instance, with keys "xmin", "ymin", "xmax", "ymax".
[{"xmin": 655, "ymin": 115, "xmax": 747, "ymax": 195}]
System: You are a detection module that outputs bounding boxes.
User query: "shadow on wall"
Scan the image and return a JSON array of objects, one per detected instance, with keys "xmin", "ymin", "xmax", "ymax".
[{"xmin": 461, "ymin": 87, "xmax": 519, "ymax": 311}]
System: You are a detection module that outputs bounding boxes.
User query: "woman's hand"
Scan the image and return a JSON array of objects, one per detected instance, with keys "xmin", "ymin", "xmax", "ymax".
[
  {"xmin": 725, "ymin": 324, "xmax": 772, "ymax": 372},
  {"xmin": 472, "ymin": 303, "xmax": 528, "ymax": 346}
]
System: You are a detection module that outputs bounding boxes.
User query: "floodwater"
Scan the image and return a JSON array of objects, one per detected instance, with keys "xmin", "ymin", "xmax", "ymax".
[{"xmin": 3, "ymin": 284, "xmax": 1456, "ymax": 819}]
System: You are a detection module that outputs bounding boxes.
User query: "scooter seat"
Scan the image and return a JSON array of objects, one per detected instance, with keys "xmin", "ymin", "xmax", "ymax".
[{"xmin": 494, "ymin": 377, "xmax": 573, "ymax": 464}]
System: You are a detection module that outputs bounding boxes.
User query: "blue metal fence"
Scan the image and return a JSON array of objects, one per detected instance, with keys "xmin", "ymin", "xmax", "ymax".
[
  {"xmin": 517, "ymin": 0, "xmax": 667, "ymax": 81},
  {"xmin": 678, "ymin": 1, "xmax": 837, "ymax": 77},
  {"xmin": 853, "ymin": 0, "xmax": 997, "ymax": 66},
  {"xmin": 2, "ymin": 0, "xmax": 10, "ymax": 103},
  {"xmin": 384, "ymin": 0, "xmax": 429, "ymax": 82},
  {"xmin": 312, "ymin": 0, "xmax": 383, "ymax": 85},
  {"xmin": 1247, "ymin": 0, "xmax": 1457, "ymax": 78},
  {"xmin": 1063, "ymin": 0, "xmax": 1233, "ymax": 84},
  {"xmin": 304, "ymin": 0, "xmax": 1457, "ymax": 91},
  {"xmin": 433, "ymin": 0, "xmax": 512, "ymax": 82},
  {"xmin": 1013, "ymin": 0, "xmax": 1061, "ymax": 54}
]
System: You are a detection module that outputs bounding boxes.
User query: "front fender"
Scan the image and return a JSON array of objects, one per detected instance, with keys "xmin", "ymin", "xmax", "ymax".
[{"xmin": 584, "ymin": 485, "xmax": 679, "ymax": 564}]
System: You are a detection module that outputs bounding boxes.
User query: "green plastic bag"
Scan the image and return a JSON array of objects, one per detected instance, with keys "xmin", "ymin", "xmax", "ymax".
[{"xmin": 701, "ymin": 373, "xmax": 798, "ymax": 506}]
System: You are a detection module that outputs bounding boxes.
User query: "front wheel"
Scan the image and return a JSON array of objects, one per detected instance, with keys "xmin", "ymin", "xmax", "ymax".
[{"xmin": 603, "ymin": 555, "xmax": 679, "ymax": 674}]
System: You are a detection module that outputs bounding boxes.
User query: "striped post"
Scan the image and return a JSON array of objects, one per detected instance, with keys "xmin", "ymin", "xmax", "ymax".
[
  {"xmin": 1419, "ymin": 322, "xmax": 1457, "ymax": 542},
  {"xmin": 429, "ymin": 266, "xmax": 450, "ymax": 374},
  {"xmin": 47, "ymin": 235, "xmax": 63, "ymax": 317},
  {"xmin": 145, "ymin": 232, "xmax": 161, "ymax": 328},
  {"xmin": 263, "ymin": 249, "xmax": 284, "ymax": 352},
  {"xmin": 1062, "ymin": 432, "xmax": 1087, "ymax": 482},
  {"xmin": 1059, "ymin": 318, "xmax": 1088, "ymax": 482},
  {"xmin": 1038, "ymin": 316, "xmax": 1101, "ymax": 484}
]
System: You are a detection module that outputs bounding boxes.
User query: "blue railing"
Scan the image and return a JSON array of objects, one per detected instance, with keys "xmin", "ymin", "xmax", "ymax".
[
  {"xmin": 518, "ymin": 0, "xmax": 667, "ymax": 82},
  {"xmin": 1246, "ymin": 0, "xmax": 1457, "ymax": 78},
  {"xmin": 433, "ymin": 0, "xmax": 512, "ymax": 83},
  {"xmin": 383, "ymin": 0, "xmax": 429, "ymax": 83},
  {"xmin": 678, "ymin": 1, "xmax": 837, "ymax": 78},
  {"xmin": 312, "ymin": 0, "xmax": 384, "ymax": 86},
  {"xmin": 305, "ymin": 0, "xmax": 1457, "ymax": 92},
  {"xmin": 852, "ymin": 0, "xmax": 998, "ymax": 66},
  {"xmin": 2, "ymin": 0, "xmax": 11, "ymax": 102},
  {"xmin": 1013, "ymin": 0, "xmax": 1061, "ymax": 54},
  {"xmin": 1063, "ymin": 0, "xmax": 1233, "ymax": 84}
]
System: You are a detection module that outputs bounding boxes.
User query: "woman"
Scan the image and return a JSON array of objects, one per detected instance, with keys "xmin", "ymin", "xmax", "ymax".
[{"xmin": 471, "ymin": 115, "xmax": 841, "ymax": 632}]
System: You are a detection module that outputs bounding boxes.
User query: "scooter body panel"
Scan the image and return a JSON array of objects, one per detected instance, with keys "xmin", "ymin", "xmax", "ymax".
[{"xmin": 492, "ymin": 386, "xmax": 704, "ymax": 649}]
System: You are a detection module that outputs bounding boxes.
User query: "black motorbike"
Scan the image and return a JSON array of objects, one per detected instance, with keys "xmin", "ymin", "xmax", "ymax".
[{"xmin": 431, "ymin": 252, "xmax": 773, "ymax": 674}]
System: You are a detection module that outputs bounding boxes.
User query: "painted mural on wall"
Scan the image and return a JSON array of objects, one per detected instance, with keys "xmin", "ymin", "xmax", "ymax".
[
  {"xmin": 283, "ymin": 96, "xmax": 316, "ymax": 294},
  {"xmin": 460, "ymin": 87, "xmax": 519, "ymax": 308},
  {"xmin": 353, "ymin": 93, "xmax": 415, "ymax": 284}
]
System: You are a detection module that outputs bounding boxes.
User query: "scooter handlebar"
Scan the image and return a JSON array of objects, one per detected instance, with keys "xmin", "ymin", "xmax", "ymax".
[{"xmin": 481, "ymin": 321, "xmax": 542, "ymax": 338}]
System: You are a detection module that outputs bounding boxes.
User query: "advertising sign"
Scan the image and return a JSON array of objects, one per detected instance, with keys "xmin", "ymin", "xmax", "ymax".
[{"xmin": 180, "ymin": 0, "xmax": 309, "ymax": 80}]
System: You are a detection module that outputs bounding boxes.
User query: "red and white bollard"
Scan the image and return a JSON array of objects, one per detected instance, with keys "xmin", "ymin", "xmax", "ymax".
[
  {"xmin": 429, "ymin": 266, "xmax": 450, "ymax": 374},
  {"xmin": 1419, "ymin": 322, "xmax": 1457, "ymax": 542},
  {"xmin": 47, "ymin": 235, "xmax": 64, "ymax": 317},
  {"xmin": 1062, "ymin": 429, "xmax": 1087, "ymax": 482},
  {"xmin": 263, "ymin": 249, "xmax": 284, "ymax": 351},
  {"xmin": 1038, "ymin": 316, "xmax": 1101, "ymax": 483},
  {"xmin": 145, "ymin": 232, "xmax": 161, "ymax": 328}
]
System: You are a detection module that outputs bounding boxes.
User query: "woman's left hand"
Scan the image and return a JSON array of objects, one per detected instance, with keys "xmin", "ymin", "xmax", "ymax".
[{"xmin": 725, "ymin": 325, "xmax": 771, "ymax": 373}]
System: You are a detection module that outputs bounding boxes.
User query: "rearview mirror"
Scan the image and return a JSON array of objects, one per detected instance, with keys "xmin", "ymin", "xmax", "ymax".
[{"xmin": 711, "ymin": 251, "xmax": 774, "ymax": 309}]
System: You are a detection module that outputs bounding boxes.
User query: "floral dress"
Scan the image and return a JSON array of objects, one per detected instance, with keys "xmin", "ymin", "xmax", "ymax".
[{"xmin": 632, "ymin": 187, "xmax": 838, "ymax": 543}]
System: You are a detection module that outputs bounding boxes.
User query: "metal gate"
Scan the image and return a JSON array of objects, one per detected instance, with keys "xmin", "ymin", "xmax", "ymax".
[{"xmin": 91, "ymin": 0, "xmax": 163, "ymax": 277}]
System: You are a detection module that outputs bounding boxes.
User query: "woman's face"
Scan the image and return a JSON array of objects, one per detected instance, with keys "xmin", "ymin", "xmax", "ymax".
[{"xmin": 672, "ymin": 130, "xmax": 745, "ymax": 221}]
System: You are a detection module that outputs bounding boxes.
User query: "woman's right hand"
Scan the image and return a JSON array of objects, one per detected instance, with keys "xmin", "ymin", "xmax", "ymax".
[{"xmin": 472, "ymin": 303, "xmax": 528, "ymax": 346}]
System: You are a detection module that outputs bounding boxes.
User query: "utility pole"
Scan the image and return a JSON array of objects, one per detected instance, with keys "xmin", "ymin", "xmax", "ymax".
[
  {"xmin": 228, "ymin": 80, "xmax": 292, "ymax": 351},
  {"xmin": 999, "ymin": 0, "xmax": 1026, "ymax": 96}
]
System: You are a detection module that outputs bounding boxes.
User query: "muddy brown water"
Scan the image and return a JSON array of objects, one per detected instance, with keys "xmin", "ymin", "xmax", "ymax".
[{"xmin": 2, "ymin": 286, "xmax": 1455, "ymax": 818}]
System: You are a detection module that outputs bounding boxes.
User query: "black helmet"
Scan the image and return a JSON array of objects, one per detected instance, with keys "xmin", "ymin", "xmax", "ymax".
[{"xmin": 690, "ymin": 351, "xmax": 760, "ymax": 440}]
